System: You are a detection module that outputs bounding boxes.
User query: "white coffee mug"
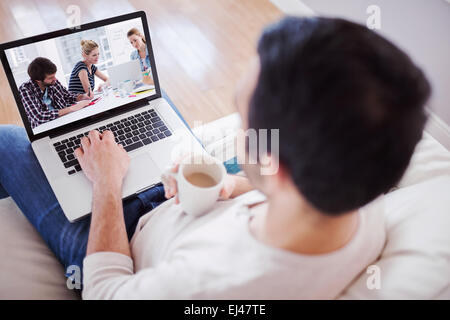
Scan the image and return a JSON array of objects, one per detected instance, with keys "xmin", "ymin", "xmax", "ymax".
[{"xmin": 162, "ymin": 153, "xmax": 226, "ymax": 217}]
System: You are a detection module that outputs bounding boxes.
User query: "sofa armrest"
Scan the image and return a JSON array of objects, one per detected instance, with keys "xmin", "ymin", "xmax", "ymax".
[{"xmin": 0, "ymin": 197, "xmax": 79, "ymax": 299}]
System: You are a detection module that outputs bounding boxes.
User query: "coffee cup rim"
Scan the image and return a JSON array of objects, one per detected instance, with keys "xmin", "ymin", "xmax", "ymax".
[{"xmin": 178, "ymin": 154, "xmax": 226, "ymax": 190}]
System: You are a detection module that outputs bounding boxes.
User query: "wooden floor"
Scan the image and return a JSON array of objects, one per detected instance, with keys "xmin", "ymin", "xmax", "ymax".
[{"xmin": 0, "ymin": 0, "xmax": 281, "ymax": 128}]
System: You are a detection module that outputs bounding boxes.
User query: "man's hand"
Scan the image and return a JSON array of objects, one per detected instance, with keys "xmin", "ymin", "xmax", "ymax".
[
  {"xmin": 161, "ymin": 156, "xmax": 236, "ymax": 203},
  {"xmin": 71, "ymin": 100, "xmax": 91, "ymax": 112},
  {"xmin": 74, "ymin": 130, "xmax": 130, "ymax": 188},
  {"xmin": 58, "ymin": 100, "xmax": 90, "ymax": 117}
]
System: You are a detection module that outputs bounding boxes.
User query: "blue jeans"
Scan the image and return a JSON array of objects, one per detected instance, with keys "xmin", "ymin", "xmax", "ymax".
[{"xmin": 0, "ymin": 125, "xmax": 168, "ymax": 287}]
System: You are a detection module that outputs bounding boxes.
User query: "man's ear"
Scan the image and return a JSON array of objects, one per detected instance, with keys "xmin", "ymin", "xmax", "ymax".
[
  {"xmin": 259, "ymin": 153, "xmax": 288, "ymax": 192},
  {"xmin": 259, "ymin": 152, "xmax": 280, "ymax": 176}
]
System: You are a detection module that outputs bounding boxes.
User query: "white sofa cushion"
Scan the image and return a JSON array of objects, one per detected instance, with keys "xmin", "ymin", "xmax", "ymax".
[
  {"xmin": 338, "ymin": 176, "xmax": 450, "ymax": 299},
  {"xmin": 397, "ymin": 132, "xmax": 450, "ymax": 189},
  {"xmin": 338, "ymin": 132, "xmax": 450, "ymax": 299}
]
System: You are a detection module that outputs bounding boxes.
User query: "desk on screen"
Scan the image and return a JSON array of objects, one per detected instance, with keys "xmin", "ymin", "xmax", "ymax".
[{"xmin": 33, "ymin": 85, "xmax": 155, "ymax": 135}]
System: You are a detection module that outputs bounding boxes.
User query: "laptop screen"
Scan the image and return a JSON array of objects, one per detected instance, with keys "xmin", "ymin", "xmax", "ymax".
[{"xmin": 2, "ymin": 14, "xmax": 158, "ymax": 136}]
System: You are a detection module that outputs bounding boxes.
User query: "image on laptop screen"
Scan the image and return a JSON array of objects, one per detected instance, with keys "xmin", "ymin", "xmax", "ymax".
[{"xmin": 4, "ymin": 17, "xmax": 156, "ymax": 135}]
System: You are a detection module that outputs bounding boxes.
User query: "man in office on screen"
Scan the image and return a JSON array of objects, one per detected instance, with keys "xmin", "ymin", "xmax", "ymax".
[{"xmin": 19, "ymin": 57, "xmax": 92, "ymax": 129}]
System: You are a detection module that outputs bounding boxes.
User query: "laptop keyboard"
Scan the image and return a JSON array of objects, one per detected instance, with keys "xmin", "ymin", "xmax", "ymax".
[{"xmin": 52, "ymin": 109, "xmax": 172, "ymax": 175}]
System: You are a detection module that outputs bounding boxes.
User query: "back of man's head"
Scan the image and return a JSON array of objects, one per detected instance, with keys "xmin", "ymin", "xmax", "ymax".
[{"xmin": 249, "ymin": 17, "xmax": 431, "ymax": 215}]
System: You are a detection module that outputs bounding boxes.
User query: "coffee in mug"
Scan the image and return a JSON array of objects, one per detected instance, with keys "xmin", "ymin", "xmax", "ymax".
[
  {"xmin": 162, "ymin": 153, "xmax": 226, "ymax": 216},
  {"xmin": 185, "ymin": 172, "xmax": 217, "ymax": 188}
]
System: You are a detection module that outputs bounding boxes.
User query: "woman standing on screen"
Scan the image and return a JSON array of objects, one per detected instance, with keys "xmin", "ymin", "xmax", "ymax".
[
  {"xmin": 127, "ymin": 28, "xmax": 154, "ymax": 85},
  {"xmin": 68, "ymin": 40, "xmax": 109, "ymax": 96}
]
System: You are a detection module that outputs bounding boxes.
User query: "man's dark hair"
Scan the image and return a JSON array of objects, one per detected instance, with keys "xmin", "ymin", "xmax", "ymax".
[
  {"xmin": 249, "ymin": 17, "xmax": 431, "ymax": 214},
  {"xmin": 27, "ymin": 57, "xmax": 57, "ymax": 81}
]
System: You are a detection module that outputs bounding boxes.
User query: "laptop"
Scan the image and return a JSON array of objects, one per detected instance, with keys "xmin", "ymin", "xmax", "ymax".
[
  {"xmin": 107, "ymin": 59, "xmax": 141, "ymax": 89},
  {"xmin": 0, "ymin": 11, "xmax": 205, "ymax": 222}
]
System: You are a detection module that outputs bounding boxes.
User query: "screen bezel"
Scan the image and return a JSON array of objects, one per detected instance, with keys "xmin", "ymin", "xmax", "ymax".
[{"xmin": 0, "ymin": 11, "xmax": 161, "ymax": 142}]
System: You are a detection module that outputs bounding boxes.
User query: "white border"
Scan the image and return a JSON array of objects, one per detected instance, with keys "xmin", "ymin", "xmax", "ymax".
[{"xmin": 425, "ymin": 109, "xmax": 450, "ymax": 151}]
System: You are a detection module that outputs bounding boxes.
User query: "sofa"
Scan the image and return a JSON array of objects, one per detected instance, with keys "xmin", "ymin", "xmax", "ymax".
[{"xmin": 0, "ymin": 118, "xmax": 449, "ymax": 299}]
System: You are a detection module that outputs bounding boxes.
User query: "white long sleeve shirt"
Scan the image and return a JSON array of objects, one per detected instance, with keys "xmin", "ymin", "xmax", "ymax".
[{"xmin": 82, "ymin": 190, "xmax": 386, "ymax": 299}]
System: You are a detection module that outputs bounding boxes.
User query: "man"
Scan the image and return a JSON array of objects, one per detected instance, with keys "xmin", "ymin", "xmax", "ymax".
[
  {"xmin": 0, "ymin": 17, "xmax": 430, "ymax": 299},
  {"xmin": 19, "ymin": 57, "xmax": 93, "ymax": 128}
]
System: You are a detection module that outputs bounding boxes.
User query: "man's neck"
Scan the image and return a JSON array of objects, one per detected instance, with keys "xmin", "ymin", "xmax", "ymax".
[
  {"xmin": 36, "ymin": 81, "xmax": 46, "ymax": 92},
  {"xmin": 249, "ymin": 192, "xmax": 359, "ymax": 255}
]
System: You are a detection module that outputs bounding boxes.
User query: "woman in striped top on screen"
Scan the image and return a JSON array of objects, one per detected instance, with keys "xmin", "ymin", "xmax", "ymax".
[{"xmin": 68, "ymin": 40, "xmax": 109, "ymax": 96}]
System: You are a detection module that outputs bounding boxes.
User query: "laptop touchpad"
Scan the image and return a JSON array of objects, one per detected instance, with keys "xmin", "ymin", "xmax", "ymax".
[{"xmin": 123, "ymin": 153, "xmax": 159, "ymax": 195}]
